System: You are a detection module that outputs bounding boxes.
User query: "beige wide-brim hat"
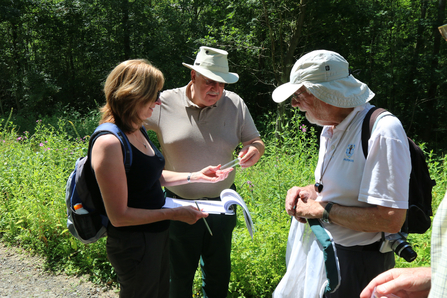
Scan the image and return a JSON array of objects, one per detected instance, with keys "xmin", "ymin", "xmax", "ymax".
[
  {"xmin": 272, "ymin": 50, "xmax": 375, "ymax": 108},
  {"xmin": 183, "ymin": 46, "xmax": 239, "ymax": 84}
]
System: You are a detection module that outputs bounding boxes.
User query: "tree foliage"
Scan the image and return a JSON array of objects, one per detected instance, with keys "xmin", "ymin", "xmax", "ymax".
[{"xmin": 0, "ymin": 0, "xmax": 446, "ymax": 149}]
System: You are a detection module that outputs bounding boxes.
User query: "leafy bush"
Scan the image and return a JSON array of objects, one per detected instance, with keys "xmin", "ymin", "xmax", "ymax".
[
  {"xmin": 0, "ymin": 107, "xmax": 101, "ymax": 139},
  {"xmin": 0, "ymin": 117, "xmax": 115, "ymax": 284},
  {"xmin": 0, "ymin": 110, "xmax": 446, "ymax": 297}
]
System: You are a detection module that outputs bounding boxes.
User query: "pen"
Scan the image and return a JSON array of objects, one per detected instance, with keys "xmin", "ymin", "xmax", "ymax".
[
  {"xmin": 220, "ymin": 157, "xmax": 241, "ymax": 170},
  {"xmin": 195, "ymin": 201, "xmax": 213, "ymax": 236}
]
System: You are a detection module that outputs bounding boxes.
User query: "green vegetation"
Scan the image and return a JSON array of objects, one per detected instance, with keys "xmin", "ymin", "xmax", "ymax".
[
  {"xmin": 0, "ymin": 111, "xmax": 446, "ymax": 297},
  {"xmin": 1, "ymin": 0, "xmax": 446, "ymax": 296},
  {"xmin": 1, "ymin": 0, "xmax": 446, "ymax": 150}
]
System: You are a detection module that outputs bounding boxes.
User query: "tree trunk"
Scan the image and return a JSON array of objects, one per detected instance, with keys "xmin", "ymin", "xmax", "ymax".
[
  {"xmin": 427, "ymin": 0, "xmax": 446, "ymax": 99},
  {"xmin": 422, "ymin": 0, "xmax": 446, "ymax": 142},
  {"xmin": 11, "ymin": 21, "xmax": 22, "ymax": 112},
  {"xmin": 122, "ymin": 0, "xmax": 131, "ymax": 60},
  {"xmin": 263, "ymin": 0, "xmax": 306, "ymax": 141},
  {"xmin": 405, "ymin": 0, "xmax": 428, "ymax": 134}
]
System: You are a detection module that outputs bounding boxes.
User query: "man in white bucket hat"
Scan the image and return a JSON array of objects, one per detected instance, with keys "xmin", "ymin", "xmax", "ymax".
[
  {"xmin": 272, "ymin": 50, "xmax": 411, "ymax": 298},
  {"xmin": 145, "ymin": 46, "xmax": 264, "ymax": 298}
]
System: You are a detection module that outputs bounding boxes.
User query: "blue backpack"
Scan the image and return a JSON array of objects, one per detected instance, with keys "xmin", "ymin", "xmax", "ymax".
[{"xmin": 65, "ymin": 123, "xmax": 133, "ymax": 244}]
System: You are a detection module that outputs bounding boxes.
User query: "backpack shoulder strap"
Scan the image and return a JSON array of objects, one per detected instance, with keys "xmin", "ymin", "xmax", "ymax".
[
  {"xmin": 88, "ymin": 123, "xmax": 133, "ymax": 171},
  {"xmin": 361, "ymin": 107, "xmax": 389, "ymax": 158}
]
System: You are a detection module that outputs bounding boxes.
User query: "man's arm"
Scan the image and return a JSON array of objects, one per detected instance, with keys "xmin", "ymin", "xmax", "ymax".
[
  {"xmin": 238, "ymin": 137, "xmax": 265, "ymax": 168},
  {"xmin": 323, "ymin": 203, "xmax": 406, "ymax": 233},
  {"xmin": 290, "ymin": 190, "xmax": 406, "ymax": 233}
]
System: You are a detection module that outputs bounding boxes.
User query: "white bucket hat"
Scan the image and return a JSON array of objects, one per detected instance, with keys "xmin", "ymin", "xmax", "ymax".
[
  {"xmin": 183, "ymin": 46, "xmax": 239, "ymax": 84},
  {"xmin": 272, "ymin": 50, "xmax": 375, "ymax": 108}
]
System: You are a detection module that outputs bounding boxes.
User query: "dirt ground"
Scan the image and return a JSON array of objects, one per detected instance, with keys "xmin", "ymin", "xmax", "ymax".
[{"xmin": 0, "ymin": 242, "xmax": 119, "ymax": 298}]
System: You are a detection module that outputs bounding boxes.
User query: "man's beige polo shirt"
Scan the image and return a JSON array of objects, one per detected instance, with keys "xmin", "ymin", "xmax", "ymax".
[{"xmin": 145, "ymin": 84, "xmax": 260, "ymax": 199}]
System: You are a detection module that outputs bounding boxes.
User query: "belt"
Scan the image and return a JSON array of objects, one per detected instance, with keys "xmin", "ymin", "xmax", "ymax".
[
  {"xmin": 164, "ymin": 184, "xmax": 236, "ymax": 201},
  {"xmin": 165, "ymin": 189, "xmax": 219, "ymax": 201},
  {"xmin": 335, "ymin": 241, "xmax": 381, "ymax": 252}
]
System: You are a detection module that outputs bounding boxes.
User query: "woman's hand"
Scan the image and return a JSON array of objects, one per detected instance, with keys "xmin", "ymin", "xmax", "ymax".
[
  {"xmin": 160, "ymin": 166, "xmax": 233, "ymax": 187},
  {"xmin": 173, "ymin": 206, "xmax": 209, "ymax": 225},
  {"xmin": 190, "ymin": 165, "xmax": 233, "ymax": 183}
]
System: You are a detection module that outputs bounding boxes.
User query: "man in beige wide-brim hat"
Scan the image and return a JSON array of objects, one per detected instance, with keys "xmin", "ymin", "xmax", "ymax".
[
  {"xmin": 271, "ymin": 50, "xmax": 411, "ymax": 298},
  {"xmin": 182, "ymin": 47, "xmax": 239, "ymax": 84},
  {"xmin": 145, "ymin": 46, "xmax": 264, "ymax": 297}
]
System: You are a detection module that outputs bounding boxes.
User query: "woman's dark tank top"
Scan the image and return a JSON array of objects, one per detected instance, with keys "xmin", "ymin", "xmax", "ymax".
[{"xmin": 110, "ymin": 138, "xmax": 169, "ymax": 233}]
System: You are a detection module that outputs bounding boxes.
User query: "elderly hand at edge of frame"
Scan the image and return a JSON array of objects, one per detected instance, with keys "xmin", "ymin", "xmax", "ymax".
[{"xmin": 359, "ymin": 267, "xmax": 431, "ymax": 298}]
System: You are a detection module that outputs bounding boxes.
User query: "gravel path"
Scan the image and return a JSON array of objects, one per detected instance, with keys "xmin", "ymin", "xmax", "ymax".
[{"xmin": 0, "ymin": 243, "xmax": 119, "ymax": 298}]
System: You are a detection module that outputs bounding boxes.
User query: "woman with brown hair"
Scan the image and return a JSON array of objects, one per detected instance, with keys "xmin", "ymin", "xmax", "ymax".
[{"xmin": 91, "ymin": 59, "xmax": 231, "ymax": 297}]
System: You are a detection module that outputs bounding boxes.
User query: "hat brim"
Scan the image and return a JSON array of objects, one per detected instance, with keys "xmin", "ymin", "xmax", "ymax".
[
  {"xmin": 304, "ymin": 76, "xmax": 375, "ymax": 108},
  {"xmin": 183, "ymin": 63, "xmax": 239, "ymax": 84},
  {"xmin": 272, "ymin": 76, "xmax": 375, "ymax": 107},
  {"xmin": 272, "ymin": 82, "xmax": 303, "ymax": 103}
]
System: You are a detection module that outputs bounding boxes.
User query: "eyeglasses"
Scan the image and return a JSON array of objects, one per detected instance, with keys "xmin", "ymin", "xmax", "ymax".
[
  {"xmin": 155, "ymin": 90, "xmax": 161, "ymax": 103},
  {"xmin": 291, "ymin": 91, "xmax": 303, "ymax": 100},
  {"xmin": 203, "ymin": 77, "xmax": 225, "ymax": 88}
]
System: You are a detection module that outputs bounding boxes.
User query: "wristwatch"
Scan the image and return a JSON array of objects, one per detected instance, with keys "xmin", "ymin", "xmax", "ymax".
[{"xmin": 322, "ymin": 202, "xmax": 334, "ymax": 224}]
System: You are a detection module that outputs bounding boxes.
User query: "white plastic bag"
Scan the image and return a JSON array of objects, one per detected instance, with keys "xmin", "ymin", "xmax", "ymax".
[{"xmin": 273, "ymin": 218, "xmax": 330, "ymax": 298}]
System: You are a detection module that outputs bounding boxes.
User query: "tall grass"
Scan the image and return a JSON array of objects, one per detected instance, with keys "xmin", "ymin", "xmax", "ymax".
[
  {"xmin": 0, "ymin": 110, "xmax": 446, "ymax": 297},
  {"xmin": 223, "ymin": 110, "xmax": 320, "ymax": 297},
  {"xmin": 0, "ymin": 116, "xmax": 114, "ymax": 283}
]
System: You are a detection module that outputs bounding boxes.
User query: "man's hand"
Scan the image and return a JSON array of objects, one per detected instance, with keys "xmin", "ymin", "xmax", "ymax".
[
  {"xmin": 360, "ymin": 267, "xmax": 431, "ymax": 298},
  {"xmin": 285, "ymin": 185, "xmax": 320, "ymax": 223},
  {"xmin": 239, "ymin": 138, "xmax": 265, "ymax": 168}
]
